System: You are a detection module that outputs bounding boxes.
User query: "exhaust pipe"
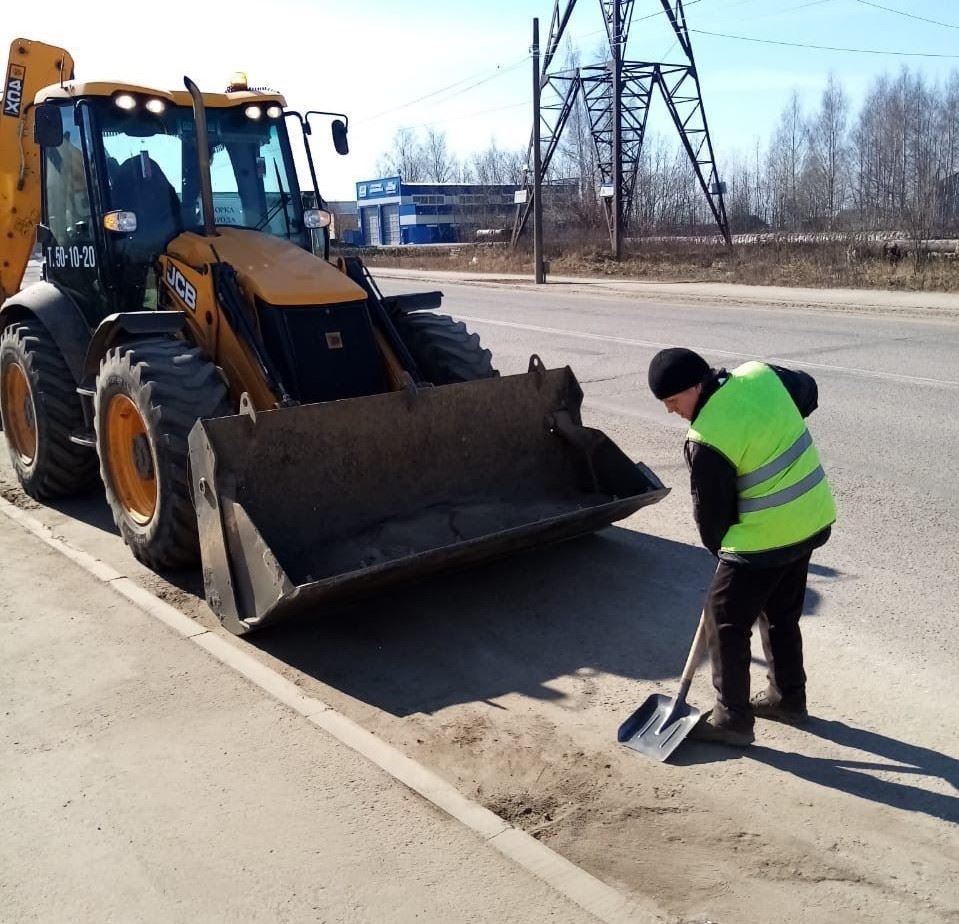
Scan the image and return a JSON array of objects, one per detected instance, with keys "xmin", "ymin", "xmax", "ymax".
[{"xmin": 183, "ymin": 76, "xmax": 217, "ymax": 236}]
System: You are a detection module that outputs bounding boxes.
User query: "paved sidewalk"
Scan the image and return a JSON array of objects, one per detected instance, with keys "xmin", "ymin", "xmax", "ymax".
[
  {"xmin": 372, "ymin": 266, "xmax": 959, "ymax": 317},
  {"xmin": 0, "ymin": 521, "xmax": 595, "ymax": 923}
]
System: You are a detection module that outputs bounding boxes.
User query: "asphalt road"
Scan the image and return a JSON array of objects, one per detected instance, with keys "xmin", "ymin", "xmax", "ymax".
[
  {"xmin": 376, "ymin": 273, "xmax": 959, "ymax": 922},
  {"xmin": 374, "ymin": 272, "xmax": 959, "ymax": 675},
  {"xmin": 3, "ymin": 265, "xmax": 957, "ymax": 922}
]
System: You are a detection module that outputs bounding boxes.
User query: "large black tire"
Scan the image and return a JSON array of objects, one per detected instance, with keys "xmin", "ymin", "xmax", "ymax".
[
  {"xmin": 0, "ymin": 320, "xmax": 97, "ymax": 499},
  {"xmin": 94, "ymin": 338, "xmax": 229, "ymax": 570},
  {"xmin": 391, "ymin": 311, "xmax": 498, "ymax": 385}
]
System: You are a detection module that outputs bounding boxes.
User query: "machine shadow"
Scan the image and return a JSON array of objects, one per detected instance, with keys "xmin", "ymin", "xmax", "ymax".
[
  {"xmin": 42, "ymin": 483, "xmax": 120, "ymax": 536},
  {"xmin": 251, "ymin": 526, "xmax": 823, "ymax": 717}
]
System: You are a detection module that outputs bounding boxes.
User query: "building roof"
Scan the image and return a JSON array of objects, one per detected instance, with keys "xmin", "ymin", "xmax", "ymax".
[{"xmin": 395, "ymin": 181, "xmax": 517, "ymax": 188}]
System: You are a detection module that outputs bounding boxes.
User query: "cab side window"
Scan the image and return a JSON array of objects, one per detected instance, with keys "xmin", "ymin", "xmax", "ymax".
[{"xmin": 43, "ymin": 105, "xmax": 92, "ymax": 245}]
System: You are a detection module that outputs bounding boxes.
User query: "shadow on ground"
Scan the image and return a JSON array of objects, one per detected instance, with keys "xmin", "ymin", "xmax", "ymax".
[
  {"xmin": 29, "ymin": 484, "xmax": 207, "ymax": 597},
  {"xmin": 251, "ymin": 527, "xmax": 823, "ymax": 717},
  {"xmin": 675, "ymin": 717, "xmax": 958, "ymax": 825},
  {"xmin": 4, "ymin": 476, "xmax": 830, "ymax": 721},
  {"xmin": 44, "ymin": 484, "xmax": 119, "ymax": 536},
  {"xmin": 750, "ymin": 718, "xmax": 959, "ymax": 825}
]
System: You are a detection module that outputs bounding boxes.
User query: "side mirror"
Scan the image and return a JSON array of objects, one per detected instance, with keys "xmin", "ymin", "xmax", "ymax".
[
  {"xmin": 303, "ymin": 209, "xmax": 332, "ymax": 229},
  {"xmin": 34, "ymin": 104, "xmax": 64, "ymax": 147},
  {"xmin": 331, "ymin": 119, "xmax": 349, "ymax": 156}
]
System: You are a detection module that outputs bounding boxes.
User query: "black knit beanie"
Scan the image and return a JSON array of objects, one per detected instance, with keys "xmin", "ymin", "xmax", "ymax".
[{"xmin": 647, "ymin": 348, "xmax": 710, "ymax": 399}]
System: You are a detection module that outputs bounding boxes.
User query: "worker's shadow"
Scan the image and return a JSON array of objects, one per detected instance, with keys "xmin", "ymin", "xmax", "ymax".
[
  {"xmin": 251, "ymin": 526, "xmax": 824, "ymax": 717},
  {"xmin": 758, "ymin": 720, "xmax": 959, "ymax": 825},
  {"xmin": 678, "ymin": 719, "xmax": 959, "ymax": 825}
]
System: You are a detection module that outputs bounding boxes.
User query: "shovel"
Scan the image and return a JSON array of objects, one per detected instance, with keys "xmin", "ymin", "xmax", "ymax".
[{"xmin": 617, "ymin": 612, "xmax": 708, "ymax": 762}]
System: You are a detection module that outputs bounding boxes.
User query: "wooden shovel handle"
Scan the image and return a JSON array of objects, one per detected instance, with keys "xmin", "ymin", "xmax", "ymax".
[{"xmin": 680, "ymin": 611, "xmax": 708, "ymax": 685}]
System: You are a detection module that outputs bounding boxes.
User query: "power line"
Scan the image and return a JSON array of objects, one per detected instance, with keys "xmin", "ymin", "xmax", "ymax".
[
  {"xmin": 363, "ymin": 0, "xmax": 712, "ymax": 129},
  {"xmin": 398, "ymin": 100, "xmax": 530, "ymax": 132},
  {"xmin": 853, "ymin": 0, "xmax": 959, "ymax": 30},
  {"xmin": 689, "ymin": 27, "xmax": 959, "ymax": 58},
  {"xmin": 357, "ymin": 55, "xmax": 530, "ymax": 125},
  {"xmin": 780, "ymin": 0, "xmax": 836, "ymax": 11}
]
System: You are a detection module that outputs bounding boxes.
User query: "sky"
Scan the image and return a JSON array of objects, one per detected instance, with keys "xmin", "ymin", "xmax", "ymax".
[{"xmin": 6, "ymin": 0, "xmax": 959, "ymax": 200}]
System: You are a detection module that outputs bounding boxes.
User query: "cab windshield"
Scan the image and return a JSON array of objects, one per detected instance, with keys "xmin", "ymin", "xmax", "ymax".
[{"xmin": 93, "ymin": 99, "xmax": 307, "ymax": 248}]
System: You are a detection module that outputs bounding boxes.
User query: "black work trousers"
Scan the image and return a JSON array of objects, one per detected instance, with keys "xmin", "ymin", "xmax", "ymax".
[{"xmin": 703, "ymin": 552, "xmax": 812, "ymax": 730}]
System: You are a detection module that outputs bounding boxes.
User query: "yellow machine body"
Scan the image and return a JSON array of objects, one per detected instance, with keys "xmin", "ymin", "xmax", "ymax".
[
  {"xmin": 0, "ymin": 38, "xmax": 670, "ymax": 634},
  {"xmin": 160, "ymin": 230, "xmax": 369, "ymax": 410},
  {"xmin": 0, "ymin": 39, "xmax": 74, "ymax": 303}
]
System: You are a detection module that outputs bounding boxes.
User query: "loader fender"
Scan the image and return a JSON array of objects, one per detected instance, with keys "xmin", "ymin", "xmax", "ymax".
[
  {"xmin": 0, "ymin": 281, "xmax": 90, "ymax": 385},
  {"xmin": 83, "ymin": 311, "xmax": 187, "ymax": 380}
]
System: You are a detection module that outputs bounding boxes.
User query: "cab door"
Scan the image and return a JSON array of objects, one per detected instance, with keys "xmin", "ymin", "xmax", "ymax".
[{"xmin": 39, "ymin": 102, "xmax": 102, "ymax": 323}]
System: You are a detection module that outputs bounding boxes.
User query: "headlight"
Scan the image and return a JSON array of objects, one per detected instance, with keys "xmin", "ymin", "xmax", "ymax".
[
  {"xmin": 266, "ymin": 105, "xmax": 282, "ymax": 119},
  {"xmin": 145, "ymin": 98, "xmax": 166, "ymax": 115},
  {"xmin": 244, "ymin": 105, "xmax": 262, "ymax": 120},
  {"xmin": 114, "ymin": 94, "xmax": 137, "ymax": 111},
  {"xmin": 303, "ymin": 209, "xmax": 332, "ymax": 230},
  {"xmin": 102, "ymin": 210, "xmax": 138, "ymax": 233}
]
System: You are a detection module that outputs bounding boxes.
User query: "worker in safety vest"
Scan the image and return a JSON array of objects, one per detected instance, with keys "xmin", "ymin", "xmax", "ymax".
[{"xmin": 648, "ymin": 348, "xmax": 836, "ymax": 746}]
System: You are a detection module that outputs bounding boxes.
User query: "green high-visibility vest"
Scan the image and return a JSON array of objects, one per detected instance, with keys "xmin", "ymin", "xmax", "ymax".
[{"xmin": 687, "ymin": 361, "xmax": 836, "ymax": 553}]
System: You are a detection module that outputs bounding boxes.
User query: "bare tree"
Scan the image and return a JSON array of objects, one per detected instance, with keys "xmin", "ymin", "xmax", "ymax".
[
  {"xmin": 423, "ymin": 128, "xmax": 455, "ymax": 183},
  {"xmin": 903, "ymin": 70, "xmax": 941, "ymax": 264},
  {"xmin": 470, "ymin": 139, "xmax": 524, "ymax": 185},
  {"xmin": 937, "ymin": 70, "xmax": 959, "ymax": 228},
  {"xmin": 375, "ymin": 127, "xmax": 427, "ymax": 181},
  {"xmin": 807, "ymin": 73, "xmax": 850, "ymax": 227},
  {"xmin": 767, "ymin": 92, "xmax": 808, "ymax": 229}
]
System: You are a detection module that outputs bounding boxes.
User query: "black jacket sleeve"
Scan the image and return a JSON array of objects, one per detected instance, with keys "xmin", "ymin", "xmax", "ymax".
[
  {"xmin": 684, "ymin": 440, "xmax": 738, "ymax": 556},
  {"xmin": 769, "ymin": 365, "xmax": 819, "ymax": 418}
]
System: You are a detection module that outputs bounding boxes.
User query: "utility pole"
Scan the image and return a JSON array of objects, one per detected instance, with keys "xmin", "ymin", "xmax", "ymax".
[
  {"xmin": 611, "ymin": 0, "xmax": 623, "ymax": 260},
  {"xmin": 532, "ymin": 17, "xmax": 545, "ymax": 284}
]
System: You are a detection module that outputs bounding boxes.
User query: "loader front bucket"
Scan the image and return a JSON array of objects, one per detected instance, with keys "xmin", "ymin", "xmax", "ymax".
[{"xmin": 188, "ymin": 360, "xmax": 669, "ymax": 635}]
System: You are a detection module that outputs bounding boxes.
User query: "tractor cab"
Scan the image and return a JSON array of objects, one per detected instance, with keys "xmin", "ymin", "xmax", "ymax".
[{"xmin": 33, "ymin": 83, "xmax": 333, "ymax": 321}]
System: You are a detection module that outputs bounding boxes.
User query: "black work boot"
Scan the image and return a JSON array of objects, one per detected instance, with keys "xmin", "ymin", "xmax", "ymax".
[
  {"xmin": 689, "ymin": 711, "xmax": 755, "ymax": 747},
  {"xmin": 750, "ymin": 689, "xmax": 809, "ymax": 725}
]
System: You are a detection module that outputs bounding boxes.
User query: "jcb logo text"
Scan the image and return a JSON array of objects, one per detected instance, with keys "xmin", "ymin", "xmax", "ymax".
[{"xmin": 165, "ymin": 263, "xmax": 197, "ymax": 311}]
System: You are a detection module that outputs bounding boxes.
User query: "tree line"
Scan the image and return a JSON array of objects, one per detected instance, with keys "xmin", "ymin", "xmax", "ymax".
[
  {"xmin": 375, "ymin": 127, "xmax": 524, "ymax": 186},
  {"xmin": 721, "ymin": 68, "xmax": 959, "ymax": 236},
  {"xmin": 376, "ymin": 66, "xmax": 959, "ymax": 238}
]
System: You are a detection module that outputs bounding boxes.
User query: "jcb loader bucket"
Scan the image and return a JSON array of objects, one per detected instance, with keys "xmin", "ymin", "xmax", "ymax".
[{"xmin": 188, "ymin": 359, "xmax": 669, "ymax": 635}]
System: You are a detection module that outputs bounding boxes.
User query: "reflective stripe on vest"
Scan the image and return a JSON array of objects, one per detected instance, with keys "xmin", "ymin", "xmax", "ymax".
[
  {"xmin": 736, "ymin": 428, "xmax": 812, "ymax": 491},
  {"xmin": 738, "ymin": 464, "xmax": 826, "ymax": 514}
]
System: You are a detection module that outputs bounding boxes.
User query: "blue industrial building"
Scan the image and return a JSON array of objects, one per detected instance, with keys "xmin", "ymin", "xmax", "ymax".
[{"xmin": 356, "ymin": 176, "xmax": 517, "ymax": 245}]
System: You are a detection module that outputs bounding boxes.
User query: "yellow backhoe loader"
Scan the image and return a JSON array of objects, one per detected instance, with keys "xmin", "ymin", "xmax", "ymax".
[{"xmin": 0, "ymin": 38, "xmax": 669, "ymax": 634}]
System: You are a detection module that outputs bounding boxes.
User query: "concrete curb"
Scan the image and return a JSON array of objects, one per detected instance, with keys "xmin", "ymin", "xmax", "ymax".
[{"xmin": 0, "ymin": 495, "xmax": 667, "ymax": 924}]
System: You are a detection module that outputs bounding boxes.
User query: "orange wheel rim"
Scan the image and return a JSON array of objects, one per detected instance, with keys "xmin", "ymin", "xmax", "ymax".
[
  {"xmin": 105, "ymin": 394, "xmax": 157, "ymax": 524},
  {"xmin": 2, "ymin": 363, "xmax": 37, "ymax": 465}
]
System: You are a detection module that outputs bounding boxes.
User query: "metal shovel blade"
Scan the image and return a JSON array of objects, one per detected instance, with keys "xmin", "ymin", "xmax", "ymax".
[{"xmin": 617, "ymin": 694, "xmax": 702, "ymax": 762}]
